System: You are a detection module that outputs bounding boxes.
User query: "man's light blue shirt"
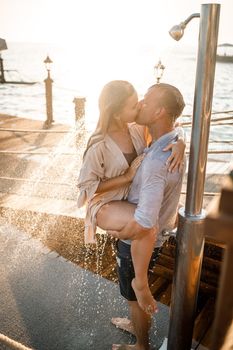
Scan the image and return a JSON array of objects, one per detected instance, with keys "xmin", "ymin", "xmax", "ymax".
[{"xmin": 124, "ymin": 130, "xmax": 185, "ymax": 247}]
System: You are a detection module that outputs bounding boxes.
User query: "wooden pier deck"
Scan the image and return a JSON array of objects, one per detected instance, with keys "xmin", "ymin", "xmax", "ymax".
[{"xmin": 0, "ymin": 113, "xmax": 232, "ymax": 349}]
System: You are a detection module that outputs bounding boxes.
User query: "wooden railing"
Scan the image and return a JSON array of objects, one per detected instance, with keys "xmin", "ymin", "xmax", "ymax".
[{"xmin": 204, "ymin": 171, "xmax": 233, "ymax": 350}]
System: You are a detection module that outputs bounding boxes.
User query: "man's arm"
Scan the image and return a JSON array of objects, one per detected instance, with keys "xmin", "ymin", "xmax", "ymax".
[{"xmin": 107, "ymin": 218, "xmax": 157, "ymax": 240}]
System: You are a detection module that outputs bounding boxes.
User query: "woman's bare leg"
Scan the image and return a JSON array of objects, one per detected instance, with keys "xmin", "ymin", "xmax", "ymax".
[
  {"xmin": 97, "ymin": 201, "xmax": 157, "ymax": 314},
  {"xmin": 131, "ymin": 229, "xmax": 157, "ymax": 314},
  {"xmin": 96, "ymin": 200, "xmax": 136, "ymax": 231}
]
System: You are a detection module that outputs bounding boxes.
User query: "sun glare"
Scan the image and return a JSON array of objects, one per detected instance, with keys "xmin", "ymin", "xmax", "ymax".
[{"xmin": 2, "ymin": 0, "xmax": 232, "ymax": 127}]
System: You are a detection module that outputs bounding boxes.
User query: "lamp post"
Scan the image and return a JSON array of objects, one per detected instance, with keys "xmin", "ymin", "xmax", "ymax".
[
  {"xmin": 167, "ymin": 4, "xmax": 220, "ymax": 350},
  {"xmin": 44, "ymin": 55, "xmax": 54, "ymax": 128},
  {"xmin": 0, "ymin": 53, "xmax": 5, "ymax": 83},
  {"xmin": 0, "ymin": 38, "xmax": 8, "ymax": 84},
  {"xmin": 154, "ymin": 59, "xmax": 165, "ymax": 84}
]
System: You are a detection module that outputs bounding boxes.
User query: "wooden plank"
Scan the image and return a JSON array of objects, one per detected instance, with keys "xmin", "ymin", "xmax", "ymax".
[
  {"xmin": 203, "ymin": 172, "xmax": 233, "ymax": 350},
  {"xmin": 199, "ymin": 281, "xmax": 217, "ymax": 296},
  {"xmin": 204, "ymin": 242, "xmax": 224, "ymax": 261},
  {"xmin": 159, "ymin": 283, "xmax": 173, "ymax": 306},
  {"xmin": 200, "ymin": 322, "xmax": 213, "ymax": 348},
  {"xmin": 159, "ymin": 245, "xmax": 176, "ymax": 258},
  {"xmin": 153, "ymin": 264, "xmax": 173, "ymax": 281},
  {"xmin": 202, "ymin": 255, "xmax": 221, "ymax": 274},
  {"xmin": 200, "ymin": 267, "xmax": 220, "ymax": 288},
  {"xmin": 154, "ymin": 256, "xmax": 219, "ymax": 288},
  {"xmin": 150, "ymin": 276, "xmax": 169, "ymax": 297},
  {"xmin": 193, "ymin": 297, "xmax": 215, "ymax": 343},
  {"xmin": 153, "ymin": 264, "xmax": 217, "ymax": 295},
  {"xmin": 156, "ymin": 254, "xmax": 175, "ymax": 270},
  {"xmin": 209, "ymin": 245, "xmax": 233, "ymax": 350}
]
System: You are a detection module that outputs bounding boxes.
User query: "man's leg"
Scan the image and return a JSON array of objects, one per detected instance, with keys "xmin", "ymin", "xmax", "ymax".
[
  {"xmin": 111, "ymin": 317, "xmax": 135, "ymax": 335},
  {"xmin": 112, "ymin": 245, "xmax": 160, "ymax": 339},
  {"xmin": 112, "ymin": 301, "xmax": 152, "ymax": 350},
  {"xmin": 112, "ymin": 241, "xmax": 161, "ymax": 349},
  {"xmin": 129, "ymin": 300, "xmax": 152, "ymax": 349}
]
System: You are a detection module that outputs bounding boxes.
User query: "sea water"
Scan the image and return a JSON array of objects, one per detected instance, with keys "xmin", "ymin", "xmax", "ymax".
[{"xmin": 0, "ymin": 42, "xmax": 232, "ymax": 144}]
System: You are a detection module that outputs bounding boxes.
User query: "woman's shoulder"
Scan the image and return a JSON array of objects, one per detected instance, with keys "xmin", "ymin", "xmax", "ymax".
[
  {"xmin": 89, "ymin": 139, "xmax": 106, "ymax": 150},
  {"xmin": 83, "ymin": 136, "xmax": 112, "ymax": 161},
  {"xmin": 85, "ymin": 137, "xmax": 107, "ymax": 152}
]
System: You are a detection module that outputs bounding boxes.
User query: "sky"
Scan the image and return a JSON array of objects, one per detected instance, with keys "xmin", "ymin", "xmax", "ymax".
[
  {"xmin": 1, "ymin": 0, "xmax": 233, "ymax": 50},
  {"xmin": 0, "ymin": 0, "xmax": 232, "ymax": 122}
]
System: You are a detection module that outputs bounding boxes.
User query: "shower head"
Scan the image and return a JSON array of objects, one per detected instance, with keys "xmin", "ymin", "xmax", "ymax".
[
  {"xmin": 169, "ymin": 22, "xmax": 186, "ymax": 41},
  {"xmin": 169, "ymin": 13, "xmax": 200, "ymax": 41}
]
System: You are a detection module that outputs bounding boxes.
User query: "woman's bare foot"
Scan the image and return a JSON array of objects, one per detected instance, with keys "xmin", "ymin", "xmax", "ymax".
[
  {"xmin": 112, "ymin": 344, "xmax": 138, "ymax": 350},
  {"xmin": 111, "ymin": 317, "xmax": 135, "ymax": 335},
  {"xmin": 131, "ymin": 278, "xmax": 158, "ymax": 315}
]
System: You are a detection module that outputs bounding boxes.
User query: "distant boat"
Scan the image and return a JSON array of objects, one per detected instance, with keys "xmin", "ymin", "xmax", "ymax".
[{"xmin": 216, "ymin": 43, "xmax": 233, "ymax": 63}]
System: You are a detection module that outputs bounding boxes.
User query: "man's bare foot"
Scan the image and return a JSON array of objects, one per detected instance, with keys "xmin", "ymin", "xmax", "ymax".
[
  {"xmin": 112, "ymin": 344, "xmax": 138, "ymax": 350},
  {"xmin": 111, "ymin": 317, "xmax": 135, "ymax": 335},
  {"xmin": 131, "ymin": 278, "xmax": 158, "ymax": 315}
]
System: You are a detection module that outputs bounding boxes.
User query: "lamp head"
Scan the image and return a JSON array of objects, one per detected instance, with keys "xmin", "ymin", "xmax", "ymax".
[
  {"xmin": 44, "ymin": 55, "xmax": 53, "ymax": 71},
  {"xmin": 0, "ymin": 38, "xmax": 7, "ymax": 51},
  {"xmin": 154, "ymin": 60, "xmax": 165, "ymax": 84}
]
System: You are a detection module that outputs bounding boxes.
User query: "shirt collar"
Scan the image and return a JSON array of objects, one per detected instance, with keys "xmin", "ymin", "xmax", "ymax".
[{"xmin": 145, "ymin": 130, "xmax": 178, "ymax": 153}]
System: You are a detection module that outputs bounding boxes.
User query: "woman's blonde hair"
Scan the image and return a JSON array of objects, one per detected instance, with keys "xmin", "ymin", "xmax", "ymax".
[{"xmin": 84, "ymin": 80, "xmax": 136, "ymax": 156}]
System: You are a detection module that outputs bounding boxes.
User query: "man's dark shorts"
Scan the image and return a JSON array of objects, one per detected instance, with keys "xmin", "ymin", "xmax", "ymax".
[{"xmin": 116, "ymin": 240, "xmax": 161, "ymax": 302}]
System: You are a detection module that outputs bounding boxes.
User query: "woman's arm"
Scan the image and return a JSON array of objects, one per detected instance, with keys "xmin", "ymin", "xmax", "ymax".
[
  {"xmin": 96, "ymin": 153, "xmax": 145, "ymax": 194},
  {"xmin": 78, "ymin": 142, "xmax": 144, "ymax": 205},
  {"xmin": 163, "ymin": 126, "xmax": 186, "ymax": 173}
]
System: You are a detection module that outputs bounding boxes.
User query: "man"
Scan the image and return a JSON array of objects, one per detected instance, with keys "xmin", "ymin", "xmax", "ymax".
[{"xmin": 108, "ymin": 83, "xmax": 186, "ymax": 350}]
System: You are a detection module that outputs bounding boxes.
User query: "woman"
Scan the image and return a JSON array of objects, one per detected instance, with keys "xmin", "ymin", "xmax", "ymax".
[{"xmin": 77, "ymin": 80, "xmax": 185, "ymax": 313}]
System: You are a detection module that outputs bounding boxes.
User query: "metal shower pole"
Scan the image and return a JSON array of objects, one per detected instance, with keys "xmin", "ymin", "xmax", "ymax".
[{"xmin": 167, "ymin": 4, "xmax": 220, "ymax": 350}]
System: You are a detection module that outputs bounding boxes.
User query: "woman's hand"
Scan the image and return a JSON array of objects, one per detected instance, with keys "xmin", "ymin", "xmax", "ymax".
[
  {"xmin": 163, "ymin": 139, "xmax": 186, "ymax": 173},
  {"xmin": 124, "ymin": 153, "xmax": 145, "ymax": 181}
]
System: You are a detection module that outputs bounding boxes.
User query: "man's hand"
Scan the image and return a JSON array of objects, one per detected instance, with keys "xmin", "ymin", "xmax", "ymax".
[
  {"xmin": 107, "ymin": 219, "xmax": 157, "ymax": 241},
  {"xmin": 107, "ymin": 230, "xmax": 130, "ymax": 240}
]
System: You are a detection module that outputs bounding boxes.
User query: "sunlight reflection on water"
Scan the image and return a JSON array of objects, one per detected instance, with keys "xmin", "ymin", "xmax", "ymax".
[{"xmin": 1, "ymin": 42, "xmax": 232, "ymax": 125}]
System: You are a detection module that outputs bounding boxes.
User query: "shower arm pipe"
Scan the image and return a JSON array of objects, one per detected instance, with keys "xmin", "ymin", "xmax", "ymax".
[
  {"xmin": 182, "ymin": 13, "xmax": 200, "ymax": 27},
  {"xmin": 169, "ymin": 13, "xmax": 200, "ymax": 41},
  {"xmin": 167, "ymin": 4, "xmax": 220, "ymax": 350}
]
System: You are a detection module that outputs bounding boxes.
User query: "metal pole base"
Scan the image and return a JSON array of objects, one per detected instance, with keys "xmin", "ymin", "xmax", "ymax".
[{"xmin": 167, "ymin": 208, "xmax": 206, "ymax": 350}]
